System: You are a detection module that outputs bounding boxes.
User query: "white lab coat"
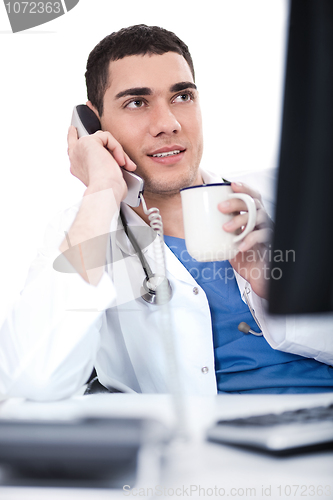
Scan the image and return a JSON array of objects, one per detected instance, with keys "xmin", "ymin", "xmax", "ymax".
[{"xmin": 1, "ymin": 169, "xmax": 333, "ymax": 400}]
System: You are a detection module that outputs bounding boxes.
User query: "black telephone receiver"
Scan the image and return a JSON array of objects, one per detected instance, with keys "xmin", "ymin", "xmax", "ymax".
[{"xmin": 71, "ymin": 105, "xmax": 144, "ymax": 207}]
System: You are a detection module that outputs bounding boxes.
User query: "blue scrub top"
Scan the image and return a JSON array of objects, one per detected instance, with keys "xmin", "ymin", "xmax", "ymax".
[{"xmin": 164, "ymin": 235, "xmax": 333, "ymax": 394}]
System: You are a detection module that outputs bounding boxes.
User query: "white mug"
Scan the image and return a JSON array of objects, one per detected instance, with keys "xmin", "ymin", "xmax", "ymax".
[{"xmin": 180, "ymin": 183, "xmax": 257, "ymax": 261}]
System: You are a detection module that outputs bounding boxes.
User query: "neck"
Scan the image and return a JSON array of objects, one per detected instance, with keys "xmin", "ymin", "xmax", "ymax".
[
  {"xmin": 131, "ymin": 170, "xmax": 204, "ymax": 238},
  {"xmin": 133, "ymin": 190, "xmax": 185, "ymax": 238}
]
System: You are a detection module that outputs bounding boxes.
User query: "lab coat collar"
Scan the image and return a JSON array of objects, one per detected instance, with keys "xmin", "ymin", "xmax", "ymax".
[
  {"xmin": 200, "ymin": 168, "xmax": 225, "ymax": 184},
  {"xmin": 115, "ymin": 169, "xmax": 225, "ymax": 285},
  {"xmin": 115, "ymin": 203, "xmax": 149, "ymax": 256},
  {"xmin": 115, "ymin": 168, "xmax": 223, "ymax": 255}
]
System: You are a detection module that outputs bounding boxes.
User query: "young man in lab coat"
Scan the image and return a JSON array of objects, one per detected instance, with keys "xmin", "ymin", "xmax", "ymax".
[{"xmin": 1, "ymin": 25, "xmax": 333, "ymax": 399}]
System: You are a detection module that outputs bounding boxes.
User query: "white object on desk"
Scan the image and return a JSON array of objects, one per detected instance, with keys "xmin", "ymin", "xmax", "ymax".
[{"xmin": 0, "ymin": 394, "xmax": 333, "ymax": 499}]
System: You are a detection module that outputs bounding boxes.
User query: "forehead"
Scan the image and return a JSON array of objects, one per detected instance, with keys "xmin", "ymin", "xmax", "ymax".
[{"xmin": 107, "ymin": 52, "xmax": 194, "ymax": 95}]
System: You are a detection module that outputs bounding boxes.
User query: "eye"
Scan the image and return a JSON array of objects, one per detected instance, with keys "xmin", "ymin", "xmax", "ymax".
[
  {"xmin": 125, "ymin": 99, "xmax": 146, "ymax": 109},
  {"xmin": 173, "ymin": 92, "xmax": 194, "ymax": 103}
]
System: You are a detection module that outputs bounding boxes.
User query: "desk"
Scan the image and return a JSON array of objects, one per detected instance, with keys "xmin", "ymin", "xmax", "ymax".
[{"xmin": 0, "ymin": 393, "xmax": 332, "ymax": 500}]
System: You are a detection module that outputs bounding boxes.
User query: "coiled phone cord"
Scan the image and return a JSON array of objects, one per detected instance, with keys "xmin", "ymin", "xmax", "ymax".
[
  {"xmin": 139, "ymin": 194, "xmax": 167, "ymax": 294},
  {"xmin": 139, "ymin": 193, "xmax": 188, "ymax": 438}
]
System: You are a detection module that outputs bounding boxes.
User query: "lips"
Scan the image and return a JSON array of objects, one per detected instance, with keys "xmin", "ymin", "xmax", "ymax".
[{"xmin": 147, "ymin": 146, "xmax": 186, "ymax": 158}]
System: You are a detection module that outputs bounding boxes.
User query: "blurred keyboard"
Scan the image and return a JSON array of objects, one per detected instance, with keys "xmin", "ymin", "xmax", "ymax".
[{"xmin": 207, "ymin": 403, "xmax": 333, "ymax": 455}]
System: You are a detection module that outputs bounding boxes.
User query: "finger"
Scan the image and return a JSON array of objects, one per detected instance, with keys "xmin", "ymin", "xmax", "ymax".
[
  {"xmin": 93, "ymin": 131, "xmax": 126, "ymax": 166},
  {"xmin": 95, "ymin": 131, "xmax": 137, "ymax": 171},
  {"xmin": 238, "ymin": 227, "xmax": 274, "ymax": 252},
  {"xmin": 223, "ymin": 205, "xmax": 272, "ymax": 233},
  {"xmin": 67, "ymin": 126, "xmax": 78, "ymax": 154},
  {"xmin": 223, "ymin": 212, "xmax": 249, "ymax": 232},
  {"xmin": 255, "ymin": 207, "xmax": 273, "ymax": 228},
  {"xmin": 123, "ymin": 151, "xmax": 137, "ymax": 172},
  {"xmin": 219, "ymin": 197, "xmax": 262, "ymax": 215},
  {"xmin": 230, "ymin": 181, "xmax": 262, "ymax": 203}
]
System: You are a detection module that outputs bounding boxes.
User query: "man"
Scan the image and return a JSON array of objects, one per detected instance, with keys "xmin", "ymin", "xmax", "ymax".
[{"xmin": 1, "ymin": 25, "xmax": 332, "ymax": 400}]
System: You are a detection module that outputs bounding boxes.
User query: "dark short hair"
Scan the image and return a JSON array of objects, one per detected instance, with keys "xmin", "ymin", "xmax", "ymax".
[{"xmin": 85, "ymin": 24, "xmax": 195, "ymax": 116}]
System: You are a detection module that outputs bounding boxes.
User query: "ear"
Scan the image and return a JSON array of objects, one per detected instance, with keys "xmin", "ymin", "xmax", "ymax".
[{"xmin": 86, "ymin": 100, "xmax": 100, "ymax": 120}]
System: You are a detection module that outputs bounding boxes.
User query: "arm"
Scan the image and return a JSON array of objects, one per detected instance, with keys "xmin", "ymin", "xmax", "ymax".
[
  {"xmin": 0, "ymin": 127, "xmax": 136, "ymax": 400},
  {"xmin": 61, "ymin": 127, "xmax": 136, "ymax": 285}
]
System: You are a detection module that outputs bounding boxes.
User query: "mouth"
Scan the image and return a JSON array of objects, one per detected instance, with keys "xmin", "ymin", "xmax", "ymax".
[
  {"xmin": 147, "ymin": 146, "xmax": 186, "ymax": 164},
  {"xmin": 148, "ymin": 149, "xmax": 185, "ymax": 158}
]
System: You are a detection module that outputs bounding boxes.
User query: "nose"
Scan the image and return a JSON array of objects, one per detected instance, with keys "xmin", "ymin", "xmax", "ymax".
[{"xmin": 149, "ymin": 102, "xmax": 181, "ymax": 137}]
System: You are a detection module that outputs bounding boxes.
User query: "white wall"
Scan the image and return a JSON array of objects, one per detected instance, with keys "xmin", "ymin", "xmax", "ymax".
[{"xmin": 0, "ymin": 0, "xmax": 288, "ymax": 323}]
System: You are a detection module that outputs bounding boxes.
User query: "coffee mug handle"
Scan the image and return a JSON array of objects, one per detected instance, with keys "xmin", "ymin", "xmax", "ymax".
[{"xmin": 227, "ymin": 193, "xmax": 257, "ymax": 243}]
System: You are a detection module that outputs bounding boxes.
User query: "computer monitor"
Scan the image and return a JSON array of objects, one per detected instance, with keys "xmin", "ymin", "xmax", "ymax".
[{"xmin": 268, "ymin": 0, "xmax": 333, "ymax": 314}]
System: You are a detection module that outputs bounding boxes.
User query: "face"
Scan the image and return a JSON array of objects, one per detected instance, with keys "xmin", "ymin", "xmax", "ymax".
[{"xmin": 95, "ymin": 52, "xmax": 203, "ymax": 196}]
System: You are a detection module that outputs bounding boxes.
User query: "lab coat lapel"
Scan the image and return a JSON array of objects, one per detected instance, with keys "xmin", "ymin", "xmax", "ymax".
[
  {"xmin": 117, "ymin": 204, "xmax": 197, "ymax": 286},
  {"xmin": 115, "ymin": 168, "xmax": 224, "ymax": 287}
]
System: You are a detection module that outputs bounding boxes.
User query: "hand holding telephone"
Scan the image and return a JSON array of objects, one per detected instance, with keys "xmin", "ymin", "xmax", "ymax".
[
  {"xmin": 71, "ymin": 105, "xmax": 144, "ymax": 207},
  {"xmin": 70, "ymin": 105, "xmax": 172, "ymax": 305}
]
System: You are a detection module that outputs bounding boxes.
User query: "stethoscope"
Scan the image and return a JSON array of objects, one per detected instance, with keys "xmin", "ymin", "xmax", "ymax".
[
  {"xmin": 119, "ymin": 208, "xmax": 263, "ymax": 336},
  {"xmin": 238, "ymin": 322, "xmax": 263, "ymax": 336},
  {"xmin": 119, "ymin": 208, "xmax": 172, "ymax": 305}
]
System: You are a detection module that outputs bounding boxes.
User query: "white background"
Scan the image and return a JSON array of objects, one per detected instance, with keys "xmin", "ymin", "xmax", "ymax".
[{"xmin": 0, "ymin": 0, "xmax": 288, "ymax": 323}]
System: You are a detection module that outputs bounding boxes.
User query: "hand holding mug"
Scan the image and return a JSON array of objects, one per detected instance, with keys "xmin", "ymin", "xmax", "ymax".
[
  {"xmin": 180, "ymin": 182, "xmax": 257, "ymax": 262},
  {"xmin": 219, "ymin": 181, "xmax": 274, "ymax": 298}
]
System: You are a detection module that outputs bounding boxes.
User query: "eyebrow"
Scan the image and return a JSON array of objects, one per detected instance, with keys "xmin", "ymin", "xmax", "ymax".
[
  {"xmin": 169, "ymin": 82, "xmax": 197, "ymax": 93},
  {"xmin": 115, "ymin": 81, "xmax": 197, "ymax": 100},
  {"xmin": 115, "ymin": 87, "xmax": 152, "ymax": 99}
]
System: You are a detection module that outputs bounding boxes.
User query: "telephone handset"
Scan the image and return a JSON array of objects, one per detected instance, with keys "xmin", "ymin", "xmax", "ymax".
[{"xmin": 71, "ymin": 105, "xmax": 144, "ymax": 207}]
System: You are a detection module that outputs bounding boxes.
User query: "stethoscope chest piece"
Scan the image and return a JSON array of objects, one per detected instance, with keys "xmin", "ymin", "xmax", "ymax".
[
  {"xmin": 120, "ymin": 206, "xmax": 173, "ymax": 305},
  {"xmin": 141, "ymin": 275, "xmax": 172, "ymax": 305}
]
